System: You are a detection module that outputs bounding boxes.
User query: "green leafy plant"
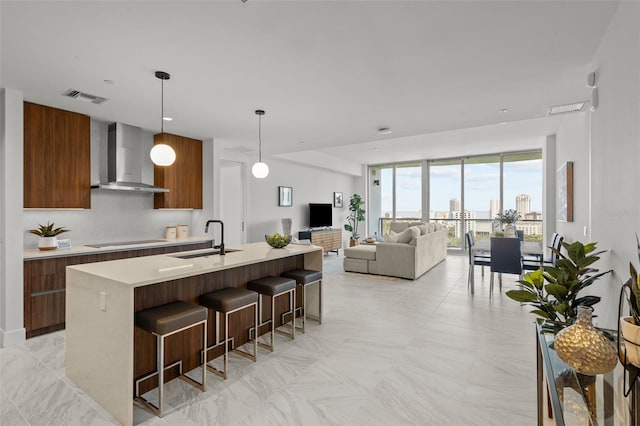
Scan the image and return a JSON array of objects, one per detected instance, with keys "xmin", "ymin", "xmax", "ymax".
[
  {"xmin": 625, "ymin": 234, "xmax": 640, "ymax": 324},
  {"xmin": 506, "ymin": 240, "xmax": 611, "ymax": 324},
  {"xmin": 344, "ymin": 194, "xmax": 365, "ymax": 240},
  {"xmin": 493, "ymin": 231, "xmax": 506, "ymax": 238},
  {"xmin": 29, "ymin": 222, "xmax": 69, "ymax": 237},
  {"xmin": 495, "ymin": 209, "xmax": 520, "ymax": 224}
]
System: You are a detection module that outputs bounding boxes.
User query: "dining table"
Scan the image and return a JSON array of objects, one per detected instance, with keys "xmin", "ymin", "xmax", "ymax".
[{"xmin": 469, "ymin": 239, "xmax": 543, "ymax": 294}]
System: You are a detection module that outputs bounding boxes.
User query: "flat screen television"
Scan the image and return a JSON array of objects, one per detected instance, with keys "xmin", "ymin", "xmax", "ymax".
[{"xmin": 309, "ymin": 203, "xmax": 333, "ymax": 228}]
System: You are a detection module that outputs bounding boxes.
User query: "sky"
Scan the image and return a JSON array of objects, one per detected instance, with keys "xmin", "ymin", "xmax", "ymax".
[{"xmin": 378, "ymin": 159, "xmax": 543, "ymax": 217}]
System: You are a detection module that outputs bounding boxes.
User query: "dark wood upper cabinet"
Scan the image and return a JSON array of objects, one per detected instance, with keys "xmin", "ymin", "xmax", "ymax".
[
  {"xmin": 24, "ymin": 102, "xmax": 91, "ymax": 208},
  {"xmin": 153, "ymin": 133, "xmax": 203, "ymax": 209}
]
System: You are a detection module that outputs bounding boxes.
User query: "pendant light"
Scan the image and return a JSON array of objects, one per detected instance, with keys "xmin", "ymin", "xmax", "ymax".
[
  {"xmin": 150, "ymin": 71, "xmax": 176, "ymax": 166},
  {"xmin": 251, "ymin": 109, "xmax": 269, "ymax": 178}
]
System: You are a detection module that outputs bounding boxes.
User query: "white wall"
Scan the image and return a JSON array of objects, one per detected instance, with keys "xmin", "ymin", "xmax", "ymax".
[
  {"xmin": 246, "ymin": 156, "xmax": 355, "ymax": 247},
  {"xmin": 0, "ymin": 88, "xmax": 26, "ymax": 346},
  {"xmin": 555, "ymin": 112, "xmax": 590, "ymax": 243},
  {"xmin": 582, "ymin": 2, "xmax": 639, "ymax": 329}
]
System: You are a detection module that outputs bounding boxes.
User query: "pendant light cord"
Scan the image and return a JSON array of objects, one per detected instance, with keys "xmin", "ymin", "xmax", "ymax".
[
  {"xmin": 258, "ymin": 114, "xmax": 262, "ymax": 162},
  {"xmin": 160, "ymin": 78, "xmax": 164, "ymax": 134}
]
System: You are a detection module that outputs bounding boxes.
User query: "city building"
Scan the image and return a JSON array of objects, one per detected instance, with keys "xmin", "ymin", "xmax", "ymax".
[{"xmin": 516, "ymin": 194, "xmax": 531, "ymax": 217}]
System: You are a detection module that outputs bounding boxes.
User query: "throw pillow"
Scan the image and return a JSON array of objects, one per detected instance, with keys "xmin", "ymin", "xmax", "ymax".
[
  {"xmin": 409, "ymin": 222, "xmax": 425, "ymax": 228},
  {"xmin": 428, "ymin": 223, "xmax": 436, "ymax": 233},
  {"xmin": 434, "ymin": 223, "xmax": 443, "ymax": 231},
  {"xmin": 398, "ymin": 226, "xmax": 420, "ymax": 244},
  {"xmin": 383, "ymin": 230, "xmax": 400, "ymax": 243},
  {"xmin": 418, "ymin": 224, "xmax": 428, "ymax": 235}
]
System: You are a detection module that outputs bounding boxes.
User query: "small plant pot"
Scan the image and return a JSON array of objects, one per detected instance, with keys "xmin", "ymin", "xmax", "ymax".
[
  {"xmin": 349, "ymin": 239, "xmax": 359, "ymax": 247},
  {"xmin": 621, "ymin": 316, "xmax": 640, "ymax": 368},
  {"xmin": 38, "ymin": 236, "xmax": 58, "ymax": 251}
]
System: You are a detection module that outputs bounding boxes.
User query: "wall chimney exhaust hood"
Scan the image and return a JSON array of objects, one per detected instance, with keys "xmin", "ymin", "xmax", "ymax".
[{"xmin": 91, "ymin": 123, "xmax": 169, "ymax": 193}]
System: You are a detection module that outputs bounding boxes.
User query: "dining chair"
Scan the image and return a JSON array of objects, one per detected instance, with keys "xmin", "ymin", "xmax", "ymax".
[
  {"xmin": 466, "ymin": 232, "xmax": 490, "ymax": 293},
  {"xmin": 490, "ymin": 237, "xmax": 522, "ymax": 298},
  {"xmin": 516, "ymin": 230, "xmax": 524, "ymax": 241},
  {"xmin": 522, "ymin": 233, "xmax": 564, "ymax": 271}
]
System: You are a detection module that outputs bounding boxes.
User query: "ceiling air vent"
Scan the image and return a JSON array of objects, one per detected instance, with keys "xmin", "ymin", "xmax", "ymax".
[
  {"xmin": 62, "ymin": 89, "xmax": 108, "ymax": 105},
  {"xmin": 547, "ymin": 101, "xmax": 586, "ymax": 116}
]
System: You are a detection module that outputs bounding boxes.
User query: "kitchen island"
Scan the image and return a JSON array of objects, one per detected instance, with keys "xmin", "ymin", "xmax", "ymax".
[{"xmin": 65, "ymin": 242, "xmax": 323, "ymax": 426}]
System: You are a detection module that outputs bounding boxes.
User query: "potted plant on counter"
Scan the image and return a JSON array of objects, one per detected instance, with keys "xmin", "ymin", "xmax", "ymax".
[
  {"xmin": 29, "ymin": 222, "xmax": 69, "ymax": 251},
  {"xmin": 344, "ymin": 194, "xmax": 365, "ymax": 247}
]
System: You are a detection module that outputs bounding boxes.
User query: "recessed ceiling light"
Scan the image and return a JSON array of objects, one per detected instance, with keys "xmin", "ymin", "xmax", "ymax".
[
  {"xmin": 298, "ymin": 141, "xmax": 305, "ymax": 144},
  {"xmin": 372, "ymin": 147, "xmax": 380, "ymax": 151},
  {"xmin": 103, "ymin": 79, "xmax": 115, "ymax": 85},
  {"xmin": 377, "ymin": 127, "xmax": 392, "ymax": 135},
  {"xmin": 498, "ymin": 108, "xmax": 508, "ymax": 114},
  {"xmin": 163, "ymin": 116, "xmax": 173, "ymax": 121}
]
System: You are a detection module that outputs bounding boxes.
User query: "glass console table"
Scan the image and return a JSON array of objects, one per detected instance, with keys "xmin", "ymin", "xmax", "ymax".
[{"xmin": 537, "ymin": 320, "xmax": 640, "ymax": 425}]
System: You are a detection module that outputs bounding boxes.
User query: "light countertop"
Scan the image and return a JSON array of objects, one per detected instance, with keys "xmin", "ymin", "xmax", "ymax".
[
  {"xmin": 24, "ymin": 237, "xmax": 213, "ymax": 260},
  {"xmin": 66, "ymin": 242, "xmax": 323, "ymax": 288}
]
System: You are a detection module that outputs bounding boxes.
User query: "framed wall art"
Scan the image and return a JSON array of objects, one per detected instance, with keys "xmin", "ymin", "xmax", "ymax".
[
  {"xmin": 557, "ymin": 161, "xmax": 574, "ymax": 222},
  {"xmin": 279, "ymin": 186, "xmax": 292, "ymax": 207},
  {"xmin": 334, "ymin": 192, "xmax": 343, "ymax": 208}
]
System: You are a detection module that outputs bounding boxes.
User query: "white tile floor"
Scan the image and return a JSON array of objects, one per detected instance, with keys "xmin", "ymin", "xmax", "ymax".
[{"xmin": 0, "ymin": 254, "xmax": 538, "ymax": 425}]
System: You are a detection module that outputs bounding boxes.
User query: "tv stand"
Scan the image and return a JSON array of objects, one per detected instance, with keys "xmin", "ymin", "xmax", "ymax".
[{"xmin": 298, "ymin": 228, "xmax": 341, "ymax": 255}]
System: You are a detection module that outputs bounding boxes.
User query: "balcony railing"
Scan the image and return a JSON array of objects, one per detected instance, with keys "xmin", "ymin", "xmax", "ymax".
[{"xmin": 377, "ymin": 217, "xmax": 543, "ymax": 250}]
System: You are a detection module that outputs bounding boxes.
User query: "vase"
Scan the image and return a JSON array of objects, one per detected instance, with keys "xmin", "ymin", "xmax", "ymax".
[
  {"xmin": 503, "ymin": 223, "xmax": 516, "ymax": 238},
  {"xmin": 554, "ymin": 306, "xmax": 618, "ymax": 375},
  {"xmin": 38, "ymin": 236, "xmax": 58, "ymax": 251},
  {"xmin": 349, "ymin": 238, "xmax": 359, "ymax": 247},
  {"xmin": 620, "ymin": 316, "xmax": 640, "ymax": 368}
]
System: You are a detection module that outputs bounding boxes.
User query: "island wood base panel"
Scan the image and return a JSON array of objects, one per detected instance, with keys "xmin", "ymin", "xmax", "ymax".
[{"xmin": 133, "ymin": 255, "xmax": 304, "ymax": 394}]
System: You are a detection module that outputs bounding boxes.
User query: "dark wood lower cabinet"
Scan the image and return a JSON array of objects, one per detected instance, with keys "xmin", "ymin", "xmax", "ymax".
[{"xmin": 24, "ymin": 241, "xmax": 212, "ymax": 338}]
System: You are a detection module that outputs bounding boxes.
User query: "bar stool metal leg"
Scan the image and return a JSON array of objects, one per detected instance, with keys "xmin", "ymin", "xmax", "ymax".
[
  {"xmin": 135, "ymin": 319, "xmax": 207, "ymax": 417},
  {"xmin": 205, "ymin": 301, "xmax": 258, "ymax": 380},
  {"xmin": 257, "ymin": 287, "xmax": 296, "ymax": 352}
]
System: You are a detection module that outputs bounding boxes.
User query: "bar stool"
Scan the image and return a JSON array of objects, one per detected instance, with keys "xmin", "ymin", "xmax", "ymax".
[
  {"xmin": 199, "ymin": 287, "xmax": 258, "ymax": 380},
  {"xmin": 247, "ymin": 276, "xmax": 296, "ymax": 351},
  {"xmin": 134, "ymin": 301, "xmax": 208, "ymax": 417},
  {"xmin": 280, "ymin": 269, "xmax": 322, "ymax": 333}
]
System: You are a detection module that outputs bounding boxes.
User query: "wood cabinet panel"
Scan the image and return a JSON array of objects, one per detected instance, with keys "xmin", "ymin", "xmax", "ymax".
[
  {"xmin": 23, "ymin": 241, "xmax": 213, "ymax": 338},
  {"xmin": 29, "ymin": 292, "xmax": 66, "ymax": 332},
  {"xmin": 298, "ymin": 229, "xmax": 341, "ymax": 254},
  {"xmin": 154, "ymin": 133, "xmax": 203, "ymax": 209},
  {"xmin": 23, "ymin": 102, "xmax": 91, "ymax": 208}
]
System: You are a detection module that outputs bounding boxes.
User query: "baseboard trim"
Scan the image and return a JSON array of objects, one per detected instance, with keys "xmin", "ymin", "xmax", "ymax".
[{"xmin": 0, "ymin": 327, "xmax": 26, "ymax": 347}]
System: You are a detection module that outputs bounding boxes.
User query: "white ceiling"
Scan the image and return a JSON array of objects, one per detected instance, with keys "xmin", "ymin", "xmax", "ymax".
[{"xmin": 0, "ymin": 1, "xmax": 618, "ymax": 170}]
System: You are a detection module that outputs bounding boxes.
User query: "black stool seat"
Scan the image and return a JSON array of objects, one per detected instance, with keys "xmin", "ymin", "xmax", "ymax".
[
  {"xmin": 136, "ymin": 301, "xmax": 207, "ymax": 335},
  {"xmin": 247, "ymin": 276, "xmax": 296, "ymax": 296},
  {"xmin": 200, "ymin": 287, "xmax": 258, "ymax": 313},
  {"xmin": 281, "ymin": 269, "xmax": 322, "ymax": 284}
]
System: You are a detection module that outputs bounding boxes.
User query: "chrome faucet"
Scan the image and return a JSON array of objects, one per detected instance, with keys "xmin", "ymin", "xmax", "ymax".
[{"xmin": 205, "ymin": 220, "xmax": 225, "ymax": 255}]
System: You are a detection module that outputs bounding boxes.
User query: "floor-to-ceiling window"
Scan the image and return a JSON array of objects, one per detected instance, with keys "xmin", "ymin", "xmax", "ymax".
[
  {"xmin": 368, "ymin": 150, "xmax": 543, "ymax": 249},
  {"xmin": 503, "ymin": 152, "xmax": 543, "ymax": 242},
  {"xmin": 429, "ymin": 159, "xmax": 461, "ymax": 249},
  {"xmin": 463, "ymin": 155, "xmax": 501, "ymax": 244}
]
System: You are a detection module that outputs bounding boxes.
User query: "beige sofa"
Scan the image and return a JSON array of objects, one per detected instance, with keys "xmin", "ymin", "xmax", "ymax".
[{"xmin": 343, "ymin": 222, "xmax": 447, "ymax": 279}]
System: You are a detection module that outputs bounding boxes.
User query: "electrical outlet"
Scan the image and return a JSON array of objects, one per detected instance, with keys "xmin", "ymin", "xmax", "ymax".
[{"xmin": 99, "ymin": 291, "xmax": 107, "ymax": 311}]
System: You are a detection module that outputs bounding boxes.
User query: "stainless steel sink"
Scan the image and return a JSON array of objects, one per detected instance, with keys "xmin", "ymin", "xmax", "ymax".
[
  {"xmin": 171, "ymin": 248, "xmax": 240, "ymax": 259},
  {"xmin": 85, "ymin": 239, "xmax": 166, "ymax": 248}
]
